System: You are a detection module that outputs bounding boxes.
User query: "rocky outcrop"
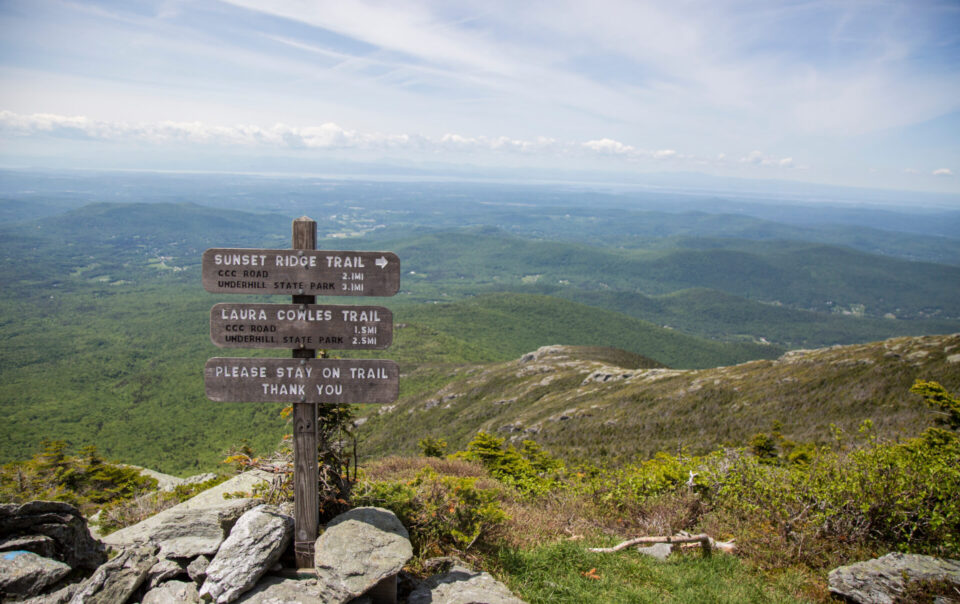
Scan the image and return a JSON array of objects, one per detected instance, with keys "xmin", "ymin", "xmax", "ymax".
[
  {"xmin": 0, "ymin": 501, "xmax": 107, "ymax": 571},
  {"xmin": 69, "ymin": 544, "xmax": 157, "ymax": 604},
  {"xmin": 6, "ymin": 491, "xmax": 529, "ymax": 604},
  {"xmin": 152, "ymin": 498, "xmax": 259, "ymax": 559},
  {"xmin": 314, "ymin": 507, "xmax": 413, "ymax": 604},
  {"xmin": 408, "ymin": 560, "xmax": 525, "ymax": 604},
  {"xmin": 828, "ymin": 552, "xmax": 960, "ymax": 604},
  {"xmin": 101, "ymin": 471, "xmax": 269, "ymax": 555},
  {"xmin": 0, "ymin": 550, "xmax": 72, "ymax": 599},
  {"xmin": 199, "ymin": 505, "xmax": 293, "ymax": 604}
]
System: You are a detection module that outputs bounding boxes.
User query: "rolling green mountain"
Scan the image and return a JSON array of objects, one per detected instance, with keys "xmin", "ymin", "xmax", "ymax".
[
  {"xmin": 356, "ymin": 333, "xmax": 960, "ymax": 464},
  {"xmin": 0, "ymin": 285, "xmax": 775, "ymax": 474},
  {"xmin": 2, "ymin": 201, "xmax": 959, "ymax": 476},
  {"xmin": 389, "ymin": 229, "xmax": 960, "ymax": 318},
  {"xmin": 384, "ymin": 293, "xmax": 781, "ymax": 369},
  {"xmin": 547, "ymin": 287, "xmax": 960, "ymax": 348}
]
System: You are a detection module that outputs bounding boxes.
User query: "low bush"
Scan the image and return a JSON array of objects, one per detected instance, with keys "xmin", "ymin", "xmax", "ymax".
[{"xmin": 354, "ymin": 466, "xmax": 509, "ymax": 556}]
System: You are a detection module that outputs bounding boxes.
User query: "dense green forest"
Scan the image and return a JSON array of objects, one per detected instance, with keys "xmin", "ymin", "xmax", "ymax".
[{"xmin": 1, "ymin": 178, "xmax": 958, "ymax": 474}]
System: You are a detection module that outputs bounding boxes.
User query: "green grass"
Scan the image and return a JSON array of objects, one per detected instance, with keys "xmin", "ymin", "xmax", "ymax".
[{"xmin": 497, "ymin": 541, "xmax": 813, "ymax": 603}]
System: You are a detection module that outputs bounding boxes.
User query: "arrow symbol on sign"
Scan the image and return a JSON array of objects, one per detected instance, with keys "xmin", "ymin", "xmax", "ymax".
[{"xmin": 375, "ymin": 257, "xmax": 388, "ymax": 269}]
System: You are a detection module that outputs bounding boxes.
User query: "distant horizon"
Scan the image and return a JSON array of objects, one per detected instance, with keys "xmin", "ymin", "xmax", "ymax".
[{"xmin": 2, "ymin": 162, "xmax": 960, "ymax": 212}]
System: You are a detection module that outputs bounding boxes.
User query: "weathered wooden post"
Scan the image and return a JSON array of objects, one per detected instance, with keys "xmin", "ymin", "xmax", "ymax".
[
  {"xmin": 291, "ymin": 216, "xmax": 319, "ymax": 568},
  {"xmin": 201, "ymin": 217, "xmax": 401, "ymax": 583}
]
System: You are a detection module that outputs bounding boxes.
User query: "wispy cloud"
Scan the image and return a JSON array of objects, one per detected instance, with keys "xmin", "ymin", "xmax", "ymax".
[
  {"xmin": 1, "ymin": 110, "xmax": 805, "ymax": 172},
  {"xmin": 0, "ymin": 1, "xmax": 957, "ymax": 191},
  {"xmin": 933, "ymin": 168, "xmax": 954, "ymax": 177}
]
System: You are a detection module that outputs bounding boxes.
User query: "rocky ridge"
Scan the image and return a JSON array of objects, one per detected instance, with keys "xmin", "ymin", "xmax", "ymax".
[{"xmin": 358, "ymin": 333, "xmax": 960, "ymax": 461}]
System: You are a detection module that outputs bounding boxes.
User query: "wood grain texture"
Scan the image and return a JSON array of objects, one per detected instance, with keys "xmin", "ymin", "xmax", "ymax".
[{"xmin": 292, "ymin": 216, "xmax": 318, "ymax": 569}]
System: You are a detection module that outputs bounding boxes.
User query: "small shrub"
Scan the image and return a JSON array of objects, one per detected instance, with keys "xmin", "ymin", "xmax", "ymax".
[
  {"xmin": 418, "ymin": 437, "xmax": 448, "ymax": 458},
  {"xmin": 354, "ymin": 466, "xmax": 508, "ymax": 555},
  {"xmin": 452, "ymin": 432, "xmax": 564, "ymax": 496}
]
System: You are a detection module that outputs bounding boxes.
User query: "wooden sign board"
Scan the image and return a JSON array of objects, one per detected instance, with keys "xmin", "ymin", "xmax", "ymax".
[
  {"xmin": 210, "ymin": 303, "xmax": 392, "ymax": 350},
  {"xmin": 204, "ymin": 358, "xmax": 399, "ymax": 404},
  {"xmin": 201, "ymin": 249, "xmax": 400, "ymax": 297}
]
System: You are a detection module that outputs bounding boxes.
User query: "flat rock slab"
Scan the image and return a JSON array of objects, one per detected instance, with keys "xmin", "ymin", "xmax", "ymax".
[
  {"xmin": 200, "ymin": 505, "xmax": 293, "ymax": 604},
  {"xmin": 142, "ymin": 579, "xmax": 200, "ymax": 603},
  {"xmin": 0, "ymin": 550, "xmax": 72, "ymax": 598},
  {"xmin": 69, "ymin": 544, "xmax": 157, "ymax": 604},
  {"xmin": 235, "ymin": 576, "xmax": 326, "ymax": 603},
  {"xmin": 101, "ymin": 471, "xmax": 270, "ymax": 554},
  {"xmin": 828, "ymin": 552, "xmax": 960, "ymax": 604},
  {"xmin": 408, "ymin": 563, "xmax": 525, "ymax": 604},
  {"xmin": 314, "ymin": 507, "xmax": 413, "ymax": 604},
  {"xmin": 102, "ymin": 497, "xmax": 258, "ymax": 557}
]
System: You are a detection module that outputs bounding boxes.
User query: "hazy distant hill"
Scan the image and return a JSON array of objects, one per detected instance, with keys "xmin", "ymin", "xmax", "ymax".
[
  {"xmin": 551, "ymin": 287, "xmax": 960, "ymax": 348},
  {"xmin": 389, "ymin": 229, "xmax": 960, "ymax": 319},
  {"xmin": 357, "ymin": 333, "xmax": 960, "ymax": 463}
]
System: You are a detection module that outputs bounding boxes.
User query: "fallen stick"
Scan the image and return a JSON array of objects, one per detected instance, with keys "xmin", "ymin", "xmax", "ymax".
[{"xmin": 588, "ymin": 533, "xmax": 733, "ymax": 557}]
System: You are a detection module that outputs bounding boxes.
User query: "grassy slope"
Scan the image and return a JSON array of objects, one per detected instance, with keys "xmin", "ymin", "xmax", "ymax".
[
  {"xmin": 356, "ymin": 334, "xmax": 960, "ymax": 464},
  {"xmin": 0, "ymin": 282, "xmax": 775, "ymax": 473}
]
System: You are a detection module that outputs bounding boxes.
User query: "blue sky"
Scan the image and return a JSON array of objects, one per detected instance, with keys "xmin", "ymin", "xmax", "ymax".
[{"xmin": 1, "ymin": 0, "xmax": 958, "ymax": 193}]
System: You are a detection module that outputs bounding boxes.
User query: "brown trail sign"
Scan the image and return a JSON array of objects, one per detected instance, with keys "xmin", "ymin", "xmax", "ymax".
[
  {"xmin": 210, "ymin": 303, "xmax": 393, "ymax": 349},
  {"xmin": 201, "ymin": 248, "xmax": 400, "ymax": 296},
  {"xmin": 204, "ymin": 358, "xmax": 399, "ymax": 404},
  {"xmin": 202, "ymin": 216, "xmax": 400, "ymax": 572}
]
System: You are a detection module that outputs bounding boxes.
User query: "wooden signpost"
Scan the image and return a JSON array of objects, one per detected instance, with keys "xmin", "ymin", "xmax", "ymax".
[{"xmin": 202, "ymin": 217, "xmax": 399, "ymax": 570}]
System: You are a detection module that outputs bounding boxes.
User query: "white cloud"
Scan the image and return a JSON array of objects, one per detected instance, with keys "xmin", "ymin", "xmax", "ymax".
[
  {"xmin": 582, "ymin": 138, "xmax": 635, "ymax": 155},
  {"xmin": 0, "ymin": 110, "xmax": 807, "ymax": 173},
  {"xmin": 933, "ymin": 168, "xmax": 954, "ymax": 177},
  {"xmin": 738, "ymin": 150, "xmax": 795, "ymax": 168}
]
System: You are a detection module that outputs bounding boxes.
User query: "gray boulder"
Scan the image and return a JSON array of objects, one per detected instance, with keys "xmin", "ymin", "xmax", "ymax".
[
  {"xmin": 68, "ymin": 544, "xmax": 157, "ymax": 604},
  {"xmin": 104, "ymin": 498, "xmax": 259, "ymax": 559},
  {"xmin": 0, "ymin": 501, "xmax": 106, "ymax": 570},
  {"xmin": 314, "ymin": 507, "xmax": 413, "ymax": 604},
  {"xmin": 101, "ymin": 470, "xmax": 271, "ymax": 555},
  {"xmin": 142, "ymin": 579, "xmax": 201, "ymax": 604},
  {"xmin": 147, "ymin": 557, "xmax": 186, "ymax": 588},
  {"xmin": 408, "ymin": 561, "xmax": 525, "ymax": 604},
  {"xmin": 0, "ymin": 550, "xmax": 72, "ymax": 598},
  {"xmin": 828, "ymin": 552, "xmax": 960, "ymax": 604},
  {"xmin": 199, "ymin": 505, "xmax": 293, "ymax": 603},
  {"xmin": 187, "ymin": 554, "xmax": 211, "ymax": 585},
  {"xmin": 235, "ymin": 575, "xmax": 325, "ymax": 603}
]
